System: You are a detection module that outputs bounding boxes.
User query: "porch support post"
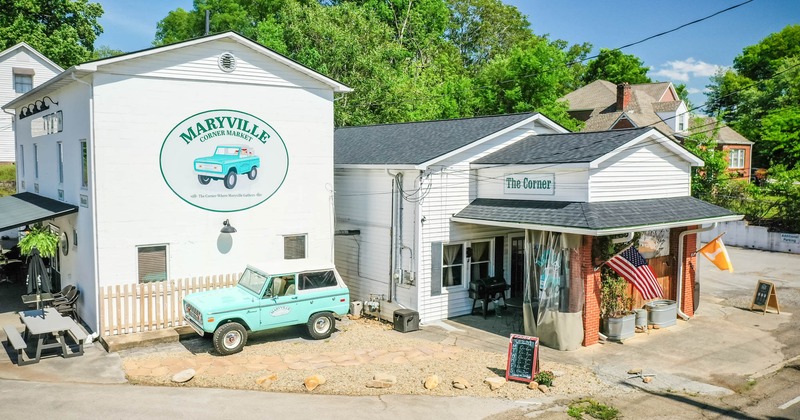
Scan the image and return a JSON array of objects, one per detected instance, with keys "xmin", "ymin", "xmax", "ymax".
[
  {"xmin": 581, "ymin": 235, "xmax": 601, "ymax": 346},
  {"xmin": 681, "ymin": 229, "xmax": 698, "ymax": 317}
]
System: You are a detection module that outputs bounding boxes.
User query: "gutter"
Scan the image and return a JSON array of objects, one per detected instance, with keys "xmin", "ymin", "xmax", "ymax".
[{"xmin": 676, "ymin": 223, "xmax": 716, "ymax": 320}]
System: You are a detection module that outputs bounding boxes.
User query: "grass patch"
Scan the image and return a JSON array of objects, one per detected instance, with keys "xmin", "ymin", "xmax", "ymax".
[
  {"xmin": 0, "ymin": 164, "xmax": 16, "ymax": 182},
  {"xmin": 567, "ymin": 398, "xmax": 620, "ymax": 419}
]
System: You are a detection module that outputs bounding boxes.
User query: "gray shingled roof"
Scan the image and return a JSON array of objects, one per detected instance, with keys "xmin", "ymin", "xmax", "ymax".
[
  {"xmin": 474, "ymin": 127, "xmax": 652, "ymax": 164},
  {"xmin": 454, "ymin": 197, "xmax": 738, "ymax": 233},
  {"xmin": 334, "ymin": 113, "xmax": 539, "ymax": 165},
  {"xmin": 0, "ymin": 192, "xmax": 79, "ymax": 231}
]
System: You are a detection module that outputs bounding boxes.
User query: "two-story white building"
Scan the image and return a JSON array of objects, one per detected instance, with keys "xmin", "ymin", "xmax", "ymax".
[
  {"xmin": 334, "ymin": 115, "xmax": 742, "ymax": 350},
  {"xmin": 1, "ymin": 32, "xmax": 351, "ymax": 333}
]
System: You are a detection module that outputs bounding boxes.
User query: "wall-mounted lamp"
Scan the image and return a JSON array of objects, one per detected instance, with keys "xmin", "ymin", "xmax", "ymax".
[
  {"xmin": 220, "ymin": 219, "xmax": 237, "ymax": 234},
  {"xmin": 19, "ymin": 96, "xmax": 58, "ymax": 120}
]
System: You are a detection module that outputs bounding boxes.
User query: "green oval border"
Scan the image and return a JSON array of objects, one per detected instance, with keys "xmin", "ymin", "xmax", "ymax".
[{"xmin": 159, "ymin": 109, "xmax": 290, "ymax": 213}]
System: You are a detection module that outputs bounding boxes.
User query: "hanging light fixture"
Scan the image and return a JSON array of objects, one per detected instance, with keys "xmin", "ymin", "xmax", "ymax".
[{"xmin": 220, "ymin": 219, "xmax": 237, "ymax": 234}]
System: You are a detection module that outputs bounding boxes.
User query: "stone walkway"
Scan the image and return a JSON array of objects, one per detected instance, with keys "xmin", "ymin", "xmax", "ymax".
[{"xmin": 122, "ymin": 344, "xmax": 462, "ymax": 377}]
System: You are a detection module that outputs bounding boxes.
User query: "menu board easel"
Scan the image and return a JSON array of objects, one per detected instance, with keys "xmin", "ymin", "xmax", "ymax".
[
  {"xmin": 505, "ymin": 334, "xmax": 539, "ymax": 383},
  {"xmin": 750, "ymin": 280, "xmax": 780, "ymax": 314}
]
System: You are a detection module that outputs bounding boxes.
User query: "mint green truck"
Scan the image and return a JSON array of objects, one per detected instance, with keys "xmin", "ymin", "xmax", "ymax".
[{"xmin": 183, "ymin": 260, "xmax": 350, "ymax": 355}]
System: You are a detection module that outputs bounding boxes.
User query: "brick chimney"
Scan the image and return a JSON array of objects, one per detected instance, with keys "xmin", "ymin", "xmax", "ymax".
[{"xmin": 616, "ymin": 83, "xmax": 631, "ymax": 111}]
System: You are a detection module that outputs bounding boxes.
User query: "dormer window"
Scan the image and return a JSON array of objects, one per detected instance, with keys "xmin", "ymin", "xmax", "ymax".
[{"xmin": 678, "ymin": 115, "xmax": 685, "ymax": 132}]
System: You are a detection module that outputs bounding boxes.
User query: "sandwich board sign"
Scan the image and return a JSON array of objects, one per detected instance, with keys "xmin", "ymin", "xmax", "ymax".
[{"xmin": 749, "ymin": 280, "xmax": 780, "ymax": 315}]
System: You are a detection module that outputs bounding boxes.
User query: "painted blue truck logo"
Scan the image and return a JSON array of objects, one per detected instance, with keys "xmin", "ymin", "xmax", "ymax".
[{"xmin": 194, "ymin": 145, "xmax": 260, "ymax": 189}]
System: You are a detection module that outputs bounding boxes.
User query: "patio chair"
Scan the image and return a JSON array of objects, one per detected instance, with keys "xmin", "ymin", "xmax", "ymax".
[
  {"xmin": 54, "ymin": 289, "xmax": 80, "ymax": 321},
  {"xmin": 53, "ymin": 284, "xmax": 76, "ymax": 300},
  {"xmin": 52, "ymin": 287, "xmax": 78, "ymax": 307}
]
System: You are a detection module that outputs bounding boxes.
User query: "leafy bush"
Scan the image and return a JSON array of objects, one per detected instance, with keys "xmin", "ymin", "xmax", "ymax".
[
  {"xmin": 0, "ymin": 164, "xmax": 15, "ymax": 182},
  {"xmin": 533, "ymin": 370, "xmax": 554, "ymax": 386},
  {"xmin": 600, "ymin": 274, "xmax": 632, "ymax": 319},
  {"xmin": 18, "ymin": 224, "xmax": 59, "ymax": 258},
  {"xmin": 567, "ymin": 398, "xmax": 620, "ymax": 419}
]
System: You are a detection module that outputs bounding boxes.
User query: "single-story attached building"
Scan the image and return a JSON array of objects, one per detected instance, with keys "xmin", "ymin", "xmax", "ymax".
[{"xmin": 333, "ymin": 115, "xmax": 742, "ymax": 349}]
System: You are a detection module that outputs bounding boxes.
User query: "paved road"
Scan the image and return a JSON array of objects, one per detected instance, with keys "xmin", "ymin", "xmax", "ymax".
[{"xmin": 0, "ymin": 379, "xmax": 524, "ymax": 420}]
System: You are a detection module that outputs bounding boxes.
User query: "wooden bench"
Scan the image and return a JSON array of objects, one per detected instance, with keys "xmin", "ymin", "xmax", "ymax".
[
  {"xmin": 3, "ymin": 325, "xmax": 33, "ymax": 366},
  {"xmin": 64, "ymin": 324, "xmax": 88, "ymax": 357}
]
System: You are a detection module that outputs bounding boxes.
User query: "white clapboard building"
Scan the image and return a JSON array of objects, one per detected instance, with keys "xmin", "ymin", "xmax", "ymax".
[
  {"xmin": 334, "ymin": 115, "xmax": 741, "ymax": 349},
  {"xmin": 2, "ymin": 32, "xmax": 351, "ymax": 333}
]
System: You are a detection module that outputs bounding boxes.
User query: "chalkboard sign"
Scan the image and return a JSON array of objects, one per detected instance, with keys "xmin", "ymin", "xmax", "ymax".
[
  {"xmin": 750, "ymin": 280, "xmax": 780, "ymax": 314},
  {"xmin": 505, "ymin": 334, "xmax": 539, "ymax": 383}
]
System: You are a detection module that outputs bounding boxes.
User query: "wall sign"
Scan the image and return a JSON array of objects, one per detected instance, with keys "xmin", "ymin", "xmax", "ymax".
[
  {"xmin": 504, "ymin": 174, "xmax": 555, "ymax": 195},
  {"xmin": 160, "ymin": 109, "xmax": 289, "ymax": 212}
]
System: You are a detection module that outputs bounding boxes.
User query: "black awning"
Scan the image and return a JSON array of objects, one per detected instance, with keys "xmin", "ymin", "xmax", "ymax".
[
  {"xmin": 0, "ymin": 192, "xmax": 78, "ymax": 231},
  {"xmin": 452, "ymin": 196, "xmax": 742, "ymax": 235}
]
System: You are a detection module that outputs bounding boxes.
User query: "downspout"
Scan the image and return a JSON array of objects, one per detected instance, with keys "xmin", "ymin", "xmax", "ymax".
[
  {"xmin": 386, "ymin": 169, "xmax": 398, "ymax": 302},
  {"xmin": 676, "ymin": 223, "xmax": 716, "ymax": 320},
  {"xmin": 71, "ymin": 72, "xmax": 100, "ymax": 332}
]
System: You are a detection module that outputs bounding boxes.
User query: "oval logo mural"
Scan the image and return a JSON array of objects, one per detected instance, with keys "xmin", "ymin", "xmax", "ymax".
[{"xmin": 160, "ymin": 109, "xmax": 289, "ymax": 212}]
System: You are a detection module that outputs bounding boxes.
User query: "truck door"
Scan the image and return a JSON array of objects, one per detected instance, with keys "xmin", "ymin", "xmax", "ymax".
[{"xmin": 260, "ymin": 275, "xmax": 300, "ymax": 327}]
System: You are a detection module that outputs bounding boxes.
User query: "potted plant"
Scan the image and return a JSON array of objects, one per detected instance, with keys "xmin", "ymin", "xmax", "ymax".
[
  {"xmin": 600, "ymin": 274, "xmax": 635, "ymax": 341},
  {"xmin": 18, "ymin": 224, "xmax": 59, "ymax": 258}
]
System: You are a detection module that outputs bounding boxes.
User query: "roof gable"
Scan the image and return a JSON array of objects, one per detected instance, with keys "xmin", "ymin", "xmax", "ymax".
[
  {"xmin": 335, "ymin": 113, "xmax": 557, "ymax": 166},
  {"xmin": 0, "ymin": 42, "xmax": 62, "ymax": 72}
]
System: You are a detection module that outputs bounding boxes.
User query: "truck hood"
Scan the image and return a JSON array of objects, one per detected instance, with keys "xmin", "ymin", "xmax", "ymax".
[{"xmin": 184, "ymin": 286, "xmax": 257, "ymax": 314}]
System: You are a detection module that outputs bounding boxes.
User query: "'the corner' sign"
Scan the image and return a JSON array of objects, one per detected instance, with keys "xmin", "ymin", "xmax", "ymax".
[
  {"xmin": 504, "ymin": 174, "xmax": 555, "ymax": 195},
  {"xmin": 160, "ymin": 109, "xmax": 289, "ymax": 212}
]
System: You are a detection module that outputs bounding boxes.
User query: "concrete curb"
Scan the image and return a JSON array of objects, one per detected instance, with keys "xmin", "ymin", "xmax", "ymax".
[
  {"xmin": 99, "ymin": 326, "xmax": 197, "ymax": 352},
  {"xmin": 749, "ymin": 354, "xmax": 800, "ymax": 380}
]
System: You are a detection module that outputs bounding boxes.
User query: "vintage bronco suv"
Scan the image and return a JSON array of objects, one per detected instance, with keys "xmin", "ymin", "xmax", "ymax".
[
  {"xmin": 194, "ymin": 145, "xmax": 260, "ymax": 189},
  {"xmin": 183, "ymin": 260, "xmax": 350, "ymax": 355}
]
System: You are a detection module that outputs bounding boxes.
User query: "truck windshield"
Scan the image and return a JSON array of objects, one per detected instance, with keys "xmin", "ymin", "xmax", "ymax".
[
  {"xmin": 238, "ymin": 268, "xmax": 268, "ymax": 294},
  {"xmin": 216, "ymin": 147, "xmax": 240, "ymax": 155}
]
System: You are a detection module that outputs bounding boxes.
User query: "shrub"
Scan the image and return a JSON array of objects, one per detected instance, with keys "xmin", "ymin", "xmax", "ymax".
[{"xmin": 533, "ymin": 370, "xmax": 554, "ymax": 386}]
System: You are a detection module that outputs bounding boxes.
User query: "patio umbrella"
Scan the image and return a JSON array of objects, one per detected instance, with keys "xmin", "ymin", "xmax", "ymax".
[{"xmin": 26, "ymin": 247, "xmax": 51, "ymax": 294}]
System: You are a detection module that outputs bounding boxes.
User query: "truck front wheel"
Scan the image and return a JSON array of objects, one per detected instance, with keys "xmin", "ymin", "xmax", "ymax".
[
  {"xmin": 213, "ymin": 322, "xmax": 247, "ymax": 355},
  {"xmin": 224, "ymin": 170, "xmax": 237, "ymax": 189},
  {"xmin": 248, "ymin": 166, "xmax": 257, "ymax": 180}
]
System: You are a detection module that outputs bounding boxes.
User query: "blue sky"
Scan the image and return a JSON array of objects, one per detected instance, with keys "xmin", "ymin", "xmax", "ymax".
[{"xmin": 95, "ymin": 0, "xmax": 800, "ymax": 109}]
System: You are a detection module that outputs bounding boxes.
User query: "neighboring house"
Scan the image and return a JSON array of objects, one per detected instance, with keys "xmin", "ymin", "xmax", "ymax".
[
  {"xmin": 2, "ymin": 32, "xmax": 351, "ymax": 333},
  {"xmin": 0, "ymin": 42, "xmax": 62, "ymax": 163},
  {"xmin": 688, "ymin": 117, "xmax": 754, "ymax": 179},
  {"xmin": 334, "ymin": 115, "xmax": 741, "ymax": 350},
  {"xmin": 562, "ymin": 80, "xmax": 754, "ymax": 180}
]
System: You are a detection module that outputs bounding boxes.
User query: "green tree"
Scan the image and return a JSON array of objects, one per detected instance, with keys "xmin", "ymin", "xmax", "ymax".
[
  {"xmin": 445, "ymin": 0, "xmax": 535, "ymax": 67},
  {"xmin": 474, "ymin": 40, "xmax": 583, "ymax": 131},
  {"xmin": 0, "ymin": 0, "xmax": 104, "ymax": 67},
  {"xmin": 91, "ymin": 45, "xmax": 124, "ymax": 59},
  {"xmin": 582, "ymin": 48, "xmax": 651, "ymax": 85},
  {"xmin": 706, "ymin": 25, "xmax": 800, "ymax": 169},
  {"xmin": 682, "ymin": 117, "xmax": 729, "ymax": 200}
]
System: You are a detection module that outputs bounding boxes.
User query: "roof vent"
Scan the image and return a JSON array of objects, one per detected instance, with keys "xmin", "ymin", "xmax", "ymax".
[{"xmin": 218, "ymin": 52, "xmax": 237, "ymax": 72}]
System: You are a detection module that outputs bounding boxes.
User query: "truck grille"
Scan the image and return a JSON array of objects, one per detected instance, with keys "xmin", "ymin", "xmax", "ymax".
[{"xmin": 185, "ymin": 303, "xmax": 201, "ymax": 322}]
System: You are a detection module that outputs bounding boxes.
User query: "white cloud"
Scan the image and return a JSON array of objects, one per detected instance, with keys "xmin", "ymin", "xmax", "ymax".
[
  {"xmin": 687, "ymin": 87, "xmax": 702, "ymax": 94},
  {"xmin": 652, "ymin": 58, "xmax": 721, "ymax": 82}
]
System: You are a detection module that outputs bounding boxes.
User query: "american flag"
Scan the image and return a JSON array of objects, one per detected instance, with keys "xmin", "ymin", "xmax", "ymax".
[{"xmin": 606, "ymin": 246, "xmax": 664, "ymax": 300}]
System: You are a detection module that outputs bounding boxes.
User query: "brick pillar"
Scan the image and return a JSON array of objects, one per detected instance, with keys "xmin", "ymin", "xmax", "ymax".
[
  {"xmin": 682, "ymin": 231, "xmax": 698, "ymax": 317},
  {"xmin": 581, "ymin": 236, "xmax": 601, "ymax": 346}
]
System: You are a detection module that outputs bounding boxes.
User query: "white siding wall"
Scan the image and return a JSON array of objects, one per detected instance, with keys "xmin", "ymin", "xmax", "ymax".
[
  {"xmin": 0, "ymin": 47, "xmax": 60, "ymax": 162},
  {"xmin": 18, "ymin": 39, "xmax": 338, "ymax": 332},
  {"xmin": 589, "ymin": 139, "xmax": 691, "ymax": 202},
  {"xmin": 13, "ymin": 80, "xmax": 97, "ymax": 329},
  {"xmin": 476, "ymin": 164, "xmax": 590, "ymax": 202},
  {"xmin": 333, "ymin": 168, "xmax": 417, "ymax": 309}
]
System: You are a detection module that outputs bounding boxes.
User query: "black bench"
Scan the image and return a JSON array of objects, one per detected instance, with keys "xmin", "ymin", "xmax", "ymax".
[{"xmin": 3, "ymin": 324, "xmax": 33, "ymax": 366}]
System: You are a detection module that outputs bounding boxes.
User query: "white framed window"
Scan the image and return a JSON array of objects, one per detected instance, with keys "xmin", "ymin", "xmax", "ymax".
[
  {"xmin": 19, "ymin": 145, "xmax": 24, "ymax": 177},
  {"xmin": 33, "ymin": 143, "xmax": 39, "ymax": 178},
  {"xmin": 677, "ymin": 115, "xmax": 685, "ymax": 132},
  {"xmin": 137, "ymin": 244, "xmax": 168, "ymax": 283},
  {"xmin": 442, "ymin": 244, "xmax": 464, "ymax": 287},
  {"xmin": 469, "ymin": 241, "xmax": 492, "ymax": 282},
  {"xmin": 284, "ymin": 234, "xmax": 307, "ymax": 259},
  {"xmin": 14, "ymin": 73, "xmax": 33, "ymax": 93},
  {"xmin": 57, "ymin": 142, "xmax": 64, "ymax": 183},
  {"xmin": 729, "ymin": 149, "xmax": 745, "ymax": 169},
  {"xmin": 80, "ymin": 140, "xmax": 88, "ymax": 188}
]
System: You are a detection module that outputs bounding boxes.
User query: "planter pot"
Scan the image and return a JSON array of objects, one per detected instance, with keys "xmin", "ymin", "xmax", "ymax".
[
  {"xmin": 646, "ymin": 299, "xmax": 677, "ymax": 328},
  {"xmin": 601, "ymin": 313, "xmax": 635, "ymax": 341}
]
